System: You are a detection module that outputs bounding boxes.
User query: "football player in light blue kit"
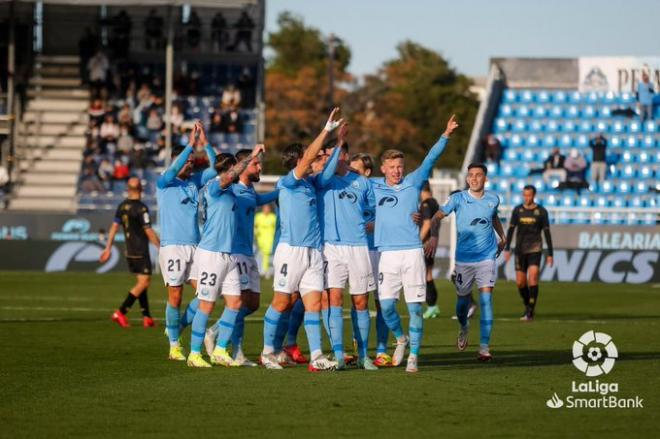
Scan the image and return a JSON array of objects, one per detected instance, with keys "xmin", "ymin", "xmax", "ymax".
[
  {"xmin": 318, "ymin": 125, "xmax": 379, "ymax": 370},
  {"xmin": 203, "ymin": 147, "xmax": 278, "ymax": 366},
  {"xmin": 156, "ymin": 122, "xmax": 217, "ymax": 361},
  {"xmin": 186, "ymin": 145, "xmax": 266, "ymax": 368},
  {"xmin": 372, "ymin": 115, "xmax": 459, "ymax": 373},
  {"xmin": 260, "ymin": 108, "xmax": 344, "ymax": 372},
  {"xmin": 432, "ymin": 163, "xmax": 507, "ymax": 361}
]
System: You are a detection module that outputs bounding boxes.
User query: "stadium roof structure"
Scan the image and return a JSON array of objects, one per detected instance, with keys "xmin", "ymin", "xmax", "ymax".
[{"xmin": 0, "ymin": 0, "xmax": 258, "ymax": 7}]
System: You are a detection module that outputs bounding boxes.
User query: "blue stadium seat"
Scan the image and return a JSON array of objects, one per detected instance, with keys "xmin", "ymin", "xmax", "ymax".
[
  {"xmin": 644, "ymin": 120, "xmax": 657, "ymax": 133},
  {"xmin": 619, "ymin": 92, "xmax": 635, "ymax": 104},
  {"xmin": 553, "ymin": 90, "xmax": 567, "ymax": 104},
  {"xmin": 568, "ymin": 91, "xmax": 582, "ymax": 104},
  {"xmin": 520, "ymin": 90, "xmax": 534, "ymax": 103},
  {"xmin": 549, "ymin": 106, "xmax": 563, "ymax": 118},
  {"xmin": 595, "ymin": 121, "xmax": 609, "ymax": 132},
  {"xmin": 533, "ymin": 106, "xmax": 547, "ymax": 118},
  {"xmin": 577, "ymin": 195, "xmax": 592, "ymax": 207},
  {"xmin": 625, "ymin": 136, "xmax": 639, "ymax": 148},
  {"xmin": 576, "ymin": 134, "xmax": 589, "ymax": 147},
  {"xmin": 495, "ymin": 118, "xmax": 508, "ymax": 132},
  {"xmin": 566, "ymin": 106, "xmax": 579, "ymax": 118},
  {"xmin": 612, "ymin": 120, "xmax": 625, "ymax": 134},
  {"xmin": 546, "ymin": 120, "xmax": 559, "ymax": 132},
  {"xmin": 537, "ymin": 90, "xmax": 551, "ymax": 104},
  {"xmin": 563, "ymin": 120, "xmax": 577, "ymax": 132},
  {"xmin": 510, "ymin": 134, "xmax": 524, "ymax": 147},
  {"xmin": 529, "ymin": 120, "xmax": 543, "ymax": 132},
  {"xmin": 629, "ymin": 121, "xmax": 642, "ymax": 133},
  {"xmin": 582, "ymin": 105, "xmax": 596, "ymax": 118},
  {"xmin": 503, "ymin": 90, "xmax": 517, "ymax": 103},
  {"xmin": 512, "ymin": 120, "xmax": 527, "ymax": 132},
  {"xmin": 600, "ymin": 106, "xmax": 612, "ymax": 117},
  {"xmin": 642, "ymin": 135, "xmax": 655, "ymax": 148}
]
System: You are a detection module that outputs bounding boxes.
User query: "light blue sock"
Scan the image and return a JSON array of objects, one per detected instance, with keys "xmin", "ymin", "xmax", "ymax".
[
  {"xmin": 262, "ymin": 305, "xmax": 282, "ymax": 354},
  {"xmin": 456, "ymin": 295, "xmax": 471, "ymax": 329},
  {"xmin": 179, "ymin": 297, "xmax": 199, "ymax": 330},
  {"xmin": 321, "ymin": 307, "xmax": 331, "ymax": 339},
  {"xmin": 190, "ymin": 309, "xmax": 209, "ymax": 354},
  {"xmin": 286, "ymin": 299, "xmax": 305, "ymax": 346},
  {"xmin": 379, "ymin": 298, "xmax": 404, "ymax": 339},
  {"xmin": 356, "ymin": 309, "xmax": 371, "ymax": 358},
  {"xmin": 350, "ymin": 307, "xmax": 359, "ymax": 344},
  {"xmin": 230, "ymin": 307, "xmax": 253, "ymax": 350},
  {"xmin": 274, "ymin": 309, "xmax": 290, "ymax": 352},
  {"xmin": 165, "ymin": 303, "xmax": 180, "ymax": 345},
  {"xmin": 215, "ymin": 307, "xmax": 240, "ymax": 349},
  {"xmin": 407, "ymin": 302, "xmax": 423, "ymax": 356},
  {"xmin": 375, "ymin": 306, "xmax": 389, "ymax": 354},
  {"xmin": 479, "ymin": 292, "xmax": 493, "ymax": 347},
  {"xmin": 329, "ymin": 306, "xmax": 344, "ymax": 358},
  {"xmin": 304, "ymin": 311, "xmax": 322, "ymax": 359}
]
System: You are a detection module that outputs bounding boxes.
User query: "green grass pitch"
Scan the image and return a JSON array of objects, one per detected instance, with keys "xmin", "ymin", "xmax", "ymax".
[{"xmin": 1, "ymin": 272, "xmax": 658, "ymax": 438}]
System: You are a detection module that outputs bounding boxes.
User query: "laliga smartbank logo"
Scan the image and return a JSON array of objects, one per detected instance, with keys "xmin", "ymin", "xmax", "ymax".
[{"xmin": 546, "ymin": 331, "xmax": 643, "ymax": 410}]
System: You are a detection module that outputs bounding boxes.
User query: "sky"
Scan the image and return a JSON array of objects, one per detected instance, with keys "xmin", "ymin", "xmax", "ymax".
[{"xmin": 265, "ymin": 0, "xmax": 660, "ymax": 78}]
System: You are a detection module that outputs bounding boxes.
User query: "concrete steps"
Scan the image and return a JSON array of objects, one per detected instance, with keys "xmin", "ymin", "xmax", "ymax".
[
  {"xmin": 23, "ymin": 136, "xmax": 86, "ymax": 149},
  {"xmin": 29, "ymin": 77, "xmax": 82, "ymax": 88},
  {"xmin": 36, "ymin": 54, "xmax": 80, "ymax": 64},
  {"xmin": 15, "ymin": 185, "xmax": 77, "ymax": 198},
  {"xmin": 23, "ymin": 111, "xmax": 87, "ymax": 124},
  {"xmin": 9, "ymin": 197, "xmax": 76, "ymax": 212},
  {"xmin": 28, "ymin": 99, "xmax": 88, "ymax": 112},
  {"xmin": 21, "ymin": 123, "xmax": 87, "ymax": 136},
  {"xmin": 21, "ymin": 173, "xmax": 79, "ymax": 186},
  {"xmin": 33, "ymin": 160, "xmax": 81, "ymax": 173},
  {"xmin": 27, "ymin": 89, "xmax": 90, "ymax": 100}
]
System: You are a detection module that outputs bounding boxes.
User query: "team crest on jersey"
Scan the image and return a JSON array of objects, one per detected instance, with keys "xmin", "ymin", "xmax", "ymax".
[
  {"xmin": 351, "ymin": 181, "xmax": 359, "ymax": 189},
  {"xmin": 338, "ymin": 191, "xmax": 358, "ymax": 203}
]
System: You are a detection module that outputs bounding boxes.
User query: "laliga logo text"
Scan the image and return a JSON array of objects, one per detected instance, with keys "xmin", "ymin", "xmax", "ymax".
[{"xmin": 545, "ymin": 331, "xmax": 643, "ymax": 409}]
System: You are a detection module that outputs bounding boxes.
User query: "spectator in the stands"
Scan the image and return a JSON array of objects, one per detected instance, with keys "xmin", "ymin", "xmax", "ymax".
[
  {"xmin": 543, "ymin": 147, "xmax": 566, "ymax": 183},
  {"xmin": 186, "ymin": 10, "xmax": 202, "ymax": 49},
  {"xmin": 111, "ymin": 10, "xmax": 132, "ymax": 58},
  {"xmin": 0, "ymin": 163, "xmax": 9, "ymax": 208},
  {"xmin": 137, "ymin": 84, "xmax": 153, "ymax": 107},
  {"xmin": 225, "ymin": 107, "xmax": 243, "ymax": 134},
  {"xmin": 81, "ymin": 166, "xmax": 105, "ymax": 193},
  {"xmin": 87, "ymin": 50, "xmax": 109, "ymax": 97},
  {"xmin": 146, "ymin": 109, "xmax": 163, "ymax": 142},
  {"xmin": 228, "ymin": 10, "xmax": 255, "ymax": 52},
  {"xmin": 112, "ymin": 159, "xmax": 130, "ymax": 182},
  {"xmin": 483, "ymin": 134, "xmax": 501, "ymax": 164},
  {"xmin": 237, "ymin": 67, "xmax": 256, "ymax": 107},
  {"xmin": 222, "ymin": 84, "xmax": 241, "ymax": 109},
  {"xmin": 97, "ymin": 158, "xmax": 114, "ymax": 189},
  {"xmin": 211, "ymin": 12, "xmax": 229, "ymax": 51},
  {"xmin": 589, "ymin": 132, "xmax": 608, "ymax": 183},
  {"xmin": 116, "ymin": 124, "xmax": 135, "ymax": 155},
  {"xmin": 78, "ymin": 27, "xmax": 98, "ymax": 84},
  {"xmin": 88, "ymin": 98, "xmax": 105, "ymax": 123},
  {"xmin": 170, "ymin": 104, "xmax": 184, "ymax": 131},
  {"xmin": 564, "ymin": 148, "xmax": 587, "ymax": 187},
  {"xmin": 118, "ymin": 103, "xmax": 132, "ymax": 126},
  {"xmin": 637, "ymin": 71, "xmax": 655, "ymax": 121},
  {"xmin": 144, "ymin": 9, "xmax": 164, "ymax": 50},
  {"xmin": 100, "ymin": 114, "xmax": 120, "ymax": 152}
]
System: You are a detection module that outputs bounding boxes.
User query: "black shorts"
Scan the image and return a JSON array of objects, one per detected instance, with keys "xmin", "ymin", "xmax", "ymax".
[
  {"xmin": 126, "ymin": 254, "xmax": 152, "ymax": 275},
  {"xmin": 515, "ymin": 252, "xmax": 542, "ymax": 272}
]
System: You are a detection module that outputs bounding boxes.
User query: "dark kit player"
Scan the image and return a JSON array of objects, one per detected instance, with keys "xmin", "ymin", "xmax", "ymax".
[
  {"xmin": 503, "ymin": 185, "xmax": 554, "ymax": 321},
  {"xmin": 419, "ymin": 181, "xmax": 441, "ymax": 319},
  {"xmin": 100, "ymin": 177, "xmax": 160, "ymax": 327}
]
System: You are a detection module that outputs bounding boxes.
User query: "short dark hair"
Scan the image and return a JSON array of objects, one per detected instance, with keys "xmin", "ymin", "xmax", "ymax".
[
  {"xmin": 282, "ymin": 143, "xmax": 304, "ymax": 170},
  {"xmin": 235, "ymin": 148, "xmax": 252, "ymax": 162},
  {"xmin": 350, "ymin": 153, "xmax": 374, "ymax": 172},
  {"xmin": 523, "ymin": 184, "xmax": 537, "ymax": 194},
  {"xmin": 214, "ymin": 153, "xmax": 237, "ymax": 174},
  {"xmin": 467, "ymin": 163, "xmax": 488, "ymax": 175}
]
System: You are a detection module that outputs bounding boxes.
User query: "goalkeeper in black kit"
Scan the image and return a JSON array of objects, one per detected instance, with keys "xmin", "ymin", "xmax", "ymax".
[{"xmin": 503, "ymin": 185, "xmax": 554, "ymax": 321}]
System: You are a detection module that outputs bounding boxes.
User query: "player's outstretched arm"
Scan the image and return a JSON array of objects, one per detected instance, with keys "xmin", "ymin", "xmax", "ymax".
[
  {"xmin": 218, "ymin": 144, "xmax": 266, "ymax": 189},
  {"xmin": 157, "ymin": 123, "xmax": 198, "ymax": 189},
  {"xmin": 493, "ymin": 214, "xmax": 507, "ymax": 255},
  {"xmin": 198, "ymin": 121, "xmax": 219, "ymax": 186},
  {"xmin": 503, "ymin": 210, "xmax": 518, "ymax": 263},
  {"xmin": 256, "ymin": 189, "xmax": 279, "ymax": 206},
  {"xmin": 99, "ymin": 222, "xmax": 120, "ymax": 263},
  {"xmin": 410, "ymin": 115, "xmax": 459, "ymax": 186},
  {"xmin": 542, "ymin": 209, "xmax": 554, "ymax": 267},
  {"xmin": 294, "ymin": 107, "xmax": 343, "ymax": 179}
]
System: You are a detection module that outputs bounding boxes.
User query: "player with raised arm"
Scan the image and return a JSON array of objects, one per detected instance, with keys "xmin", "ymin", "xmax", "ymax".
[
  {"xmin": 318, "ymin": 125, "xmax": 379, "ymax": 371},
  {"xmin": 503, "ymin": 185, "xmax": 554, "ymax": 321},
  {"xmin": 372, "ymin": 115, "xmax": 459, "ymax": 373},
  {"xmin": 203, "ymin": 147, "xmax": 278, "ymax": 366},
  {"xmin": 100, "ymin": 177, "xmax": 160, "ymax": 328},
  {"xmin": 431, "ymin": 163, "xmax": 506, "ymax": 362},
  {"xmin": 186, "ymin": 145, "xmax": 266, "ymax": 368},
  {"xmin": 156, "ymin": 122, "xmax": 216, "ymax": 361},
  {"xmin": 259, "ymin": 108, "xmax": 344, "ymax": 372}
]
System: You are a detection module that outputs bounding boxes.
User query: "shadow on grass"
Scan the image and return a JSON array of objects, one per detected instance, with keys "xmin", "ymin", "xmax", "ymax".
[{"xmin": 419, "ymin": 350, "xmax": 660, "ymax": 370}]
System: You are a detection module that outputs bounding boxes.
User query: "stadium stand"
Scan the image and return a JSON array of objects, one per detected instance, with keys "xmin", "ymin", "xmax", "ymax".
[{"xmin": 468, "ymin": 59, "xmax": 659, "ymax": 226}]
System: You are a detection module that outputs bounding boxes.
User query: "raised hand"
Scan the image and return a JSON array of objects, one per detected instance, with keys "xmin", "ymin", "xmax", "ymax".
[
  {"xmin": 190, "ymin": 123, "xmax": 199, "ymax": 147},
  {"xmin": 324, "ymin": 107, "xmax": 344, "ymax": 133},
  {"xmin": 252, "ymin": 143, "xmax": 266, "ymax": 157},
  {"xmin": 443, "ymin": 114, "xmax": 459, "ymax": 137},
  {"xmin": 338, "ymin": 121, "xmax": 349, "ymax": 145}
]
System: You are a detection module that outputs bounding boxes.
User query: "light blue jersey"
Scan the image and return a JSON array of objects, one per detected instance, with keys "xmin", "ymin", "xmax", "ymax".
[
  {"xmin": 197, "ymin": 179, "xmax": 237, "ymax": 254},
  {"xmin": 371, "ymin": 136, "xmax": 448, "ymax": 251},
  {"xmin": 365, "ymin": 206, "xmax": 376, "ymax": 250},
  {"xmin": 156, "ymin": 145, "xmax": 200, "ymax": 246},
  {"xmin": 231, "ymin": 183, "xmax": 279, "ymax": 256},
  {"xmin": 189, "ymin": 144, "xmax": 218, "ymax": 188},
  {"xmin": 440, "ymin": 190, "xmax": 500, "ymax": 263},
  {"xmin": 277, "ymin": 150, "xmax": 338, "ymax": 249},
  {"xmin": 319, "ymin": 151, "xmax": 375, "ymax": 246}
]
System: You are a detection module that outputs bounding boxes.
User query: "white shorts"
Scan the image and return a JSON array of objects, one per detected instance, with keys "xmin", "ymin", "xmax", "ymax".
[
  {"xmin": 235, "ymin": 254, "xmax": 261, "ymax": 293},
  {"xmin": 377, "ymin": 248, "xmax": 426, "ymax": 303},
  {"xmin": 159, "ymin": 245, "xmax": 196, "ymax": 286},
  {"xmin": 323, "ymin": 243, "xmax": 375, "ymax": 294},
  {"xmin": 191, "ymin": 248, "xmax": 241, "ymax": 302},
  {"xmin": 273, "ymin": 243, "xmax": 324, "ymax": 296},
  {"xmin": 453, "ymin": 259, "xmax": 497, "ymax": 296},
  {"xmin": 369, "ymin": 250, "xmax": 380, "ymax": 281}
]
